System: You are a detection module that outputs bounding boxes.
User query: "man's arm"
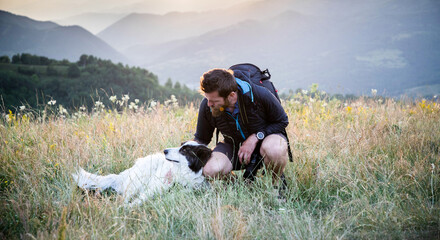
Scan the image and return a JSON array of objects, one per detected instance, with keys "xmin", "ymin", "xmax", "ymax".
[
  {"xmin": 194, "ymin": 98, "xmax": 215, "ymax": 145},
  {"xmin": 254, "ymin": 85, "xmax": 289, "ymax": 136}
]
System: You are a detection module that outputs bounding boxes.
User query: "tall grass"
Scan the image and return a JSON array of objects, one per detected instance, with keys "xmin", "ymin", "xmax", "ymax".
[{"xmin": 1, "ymin": 94, "xmax": 439, "ymax": 239}]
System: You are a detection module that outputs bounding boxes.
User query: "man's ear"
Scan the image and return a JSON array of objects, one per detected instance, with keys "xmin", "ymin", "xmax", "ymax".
[{"xmin": 227, "ymin": 91, "xmax": 236, "ymax": 101}]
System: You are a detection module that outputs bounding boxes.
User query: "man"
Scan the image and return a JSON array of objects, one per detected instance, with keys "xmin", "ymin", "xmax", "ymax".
[{"xmin": 194, "ymin": 68, "xmax": 289, "ymax": 183}]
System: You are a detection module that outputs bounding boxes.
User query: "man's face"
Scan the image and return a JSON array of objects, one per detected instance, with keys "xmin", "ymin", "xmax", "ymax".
[{"xmin": 205, "ymin": 91, "xmax": 229, "ymax": 117}]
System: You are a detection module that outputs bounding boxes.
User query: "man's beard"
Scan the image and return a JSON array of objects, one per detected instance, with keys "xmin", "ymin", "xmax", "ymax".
[
  {"xmin": 211, "ymin": 98, "xmax": 230, "ymax": 117},
  {"xmin": 211, "ymin": 106, "xmax": 224, "ymax": 117}
]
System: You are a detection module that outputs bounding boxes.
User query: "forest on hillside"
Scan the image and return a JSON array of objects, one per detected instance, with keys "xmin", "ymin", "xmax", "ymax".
[{"xmin": 0, "ymin": 53, "xmax": 200, "ymax": 111}]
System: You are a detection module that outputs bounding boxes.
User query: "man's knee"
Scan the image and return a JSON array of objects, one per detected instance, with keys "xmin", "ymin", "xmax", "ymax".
[
  {"xmin": 260, "ymin": 134, "xmax": 288, "ymax": 163},
  {"xmin": 203, "ymin": 152, "xmax": 232, "ymax": 178}
]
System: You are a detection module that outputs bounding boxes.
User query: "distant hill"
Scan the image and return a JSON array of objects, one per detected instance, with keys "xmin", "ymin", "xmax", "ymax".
[
  {"xmin": 0, "ymin": 54, "xmax": 199, "ymax": 110},
  {"xmin": 97, "ymin": 0, "xmax": 294, "ymax": 52},
  {"xmin": 54, "ymin": 12, "xmax": 127, "ymax": 34},
  {"xmin": 0, "ymin": 10, "xmax": 128, "ymax": 64},
  {"xmin": 113, "ymin": 0, "xmax": 440, "ymax": 96}
]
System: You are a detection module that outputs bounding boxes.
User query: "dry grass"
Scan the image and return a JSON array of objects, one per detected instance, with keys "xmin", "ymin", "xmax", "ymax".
[{"xmin": 1, "ymin": 95, "xmax": 439, "ymax": 239}]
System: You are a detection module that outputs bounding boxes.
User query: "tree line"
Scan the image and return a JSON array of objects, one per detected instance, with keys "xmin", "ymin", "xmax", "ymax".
[{"xmin": 0, "ymin": 54, "xmax": 201, "ymax": 111}]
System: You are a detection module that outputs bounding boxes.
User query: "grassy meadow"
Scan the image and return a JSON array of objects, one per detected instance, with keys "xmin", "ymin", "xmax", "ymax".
[{"xmin": 1, "ymin": 93, "xmax": 439, "ymax": 239}]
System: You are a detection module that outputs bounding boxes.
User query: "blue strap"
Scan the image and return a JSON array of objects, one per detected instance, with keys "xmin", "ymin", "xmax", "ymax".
[
  {"xmin": 235, "ymin": 78, "xmax": 254, "ymax": 102},
  {"xmin": 226, "ymin": 112, "xmax": 246, "ymax": 140}
]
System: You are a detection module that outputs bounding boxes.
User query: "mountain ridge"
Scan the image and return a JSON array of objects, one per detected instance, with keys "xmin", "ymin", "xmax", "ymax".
[
  {"xmin": 126, "ymin": 6, "xmax": 439, "ymax": 95},
  {"xmin": 0, "ymin": 10, "xmax": 128, "ymax": 64},
  {"xmin": 54, "ymin": 12, "xmax": 127, "ymax": 34}
]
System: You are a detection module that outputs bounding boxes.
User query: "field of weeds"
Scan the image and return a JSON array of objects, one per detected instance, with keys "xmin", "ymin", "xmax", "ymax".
[{"xmin": 1, "ymin": 93, "xmax": 439, "ymax": 239}]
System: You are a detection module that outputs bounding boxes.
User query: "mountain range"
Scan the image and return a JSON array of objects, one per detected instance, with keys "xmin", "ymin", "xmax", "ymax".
[
  {"xmin": 54, "ymin": 12, "xmax": 127, "ymax": 34},
  {"xmin": 0, "ymin": 10, "xmax": 127, "ymax": 64},
  {"xmin": 1, "ymin": 0, "xmax": 440, "ymax": 96},
  {"xmin": 98, "ymin": 0, "xmax": 440, "ymax": 96}
]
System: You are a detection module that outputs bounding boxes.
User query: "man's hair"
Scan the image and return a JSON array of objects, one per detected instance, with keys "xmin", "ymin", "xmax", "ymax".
[{"xmin": 200, "ymin": 68, "xmax": 237, "ymax": 98}]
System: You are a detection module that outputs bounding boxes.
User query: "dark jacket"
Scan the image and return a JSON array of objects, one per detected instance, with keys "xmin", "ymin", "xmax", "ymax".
[{"xmin": 194, "ymin": 70, "xmax": 289, "ymax": 148}]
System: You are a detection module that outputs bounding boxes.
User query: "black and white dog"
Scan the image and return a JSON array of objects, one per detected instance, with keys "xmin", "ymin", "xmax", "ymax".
[{"xmin": 72, "ymin": 141, "xmax": 212, "ymax": 206}]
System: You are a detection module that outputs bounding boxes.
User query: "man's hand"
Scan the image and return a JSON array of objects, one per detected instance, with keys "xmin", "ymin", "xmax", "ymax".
[{"xmin": 238, "ymin": 134, "xmax": 259, "ymax": 165}]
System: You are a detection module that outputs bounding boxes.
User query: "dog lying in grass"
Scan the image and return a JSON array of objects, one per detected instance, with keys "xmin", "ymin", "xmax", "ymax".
[{"xmin": 72, "ymin": 141, "xmax": 212, "ymax": 206}]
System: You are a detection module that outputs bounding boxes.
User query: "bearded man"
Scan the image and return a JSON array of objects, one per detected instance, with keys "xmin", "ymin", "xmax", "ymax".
[{"xmin": 193, "ymin": 68, "xmax": 290, "ymax": 184}]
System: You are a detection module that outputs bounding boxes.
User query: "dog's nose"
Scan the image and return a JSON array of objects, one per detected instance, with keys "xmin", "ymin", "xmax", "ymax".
[{"xmin": 164, "ymin": 149, "xmax": 168, "ymax": 155}]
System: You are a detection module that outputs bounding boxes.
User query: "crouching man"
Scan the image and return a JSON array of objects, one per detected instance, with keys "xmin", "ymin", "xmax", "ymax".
[{"xmin": 193, "ymin": 68, "xmax": 290, "ymax": 185}]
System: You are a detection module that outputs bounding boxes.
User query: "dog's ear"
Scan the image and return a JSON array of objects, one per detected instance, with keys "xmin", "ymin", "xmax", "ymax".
[
  {"xmin": 188, "ymin": 146, "xmax": 212, "ymax": 172},
  {"xmin": 195, "ymin": 146, "xmax": 212, "ymax": 165}
]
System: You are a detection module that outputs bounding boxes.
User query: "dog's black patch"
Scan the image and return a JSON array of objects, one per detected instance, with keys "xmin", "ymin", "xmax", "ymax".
[{"xmin": 179, "ymin": 144, "xmax": 212, "ymax": 172}]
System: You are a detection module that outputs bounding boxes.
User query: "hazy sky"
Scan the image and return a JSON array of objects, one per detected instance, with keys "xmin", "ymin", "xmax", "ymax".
[{"xmin": 0, "ymin": 0, "xmax": 252, "ymax": 20}]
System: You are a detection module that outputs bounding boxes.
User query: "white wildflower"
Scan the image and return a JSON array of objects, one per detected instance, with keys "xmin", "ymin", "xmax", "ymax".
[
  {"xmin": 302, "ymin": 90, "xmax": 308, "ymax": 95},
  {"xmin": 93, "ymin": 101, "xmax": 105, "ymax": 112},
  {"xmin": 165, "ymin": 95, "xmax": 178, "ymax": 108},
  {"xmin": 371, "ymin": 89, "xmax": 377, "ymax": 96},
  {"xmin": 95, "ymin": 101, "xmax": 104, "ymax": 108},
  {"xmin": 4, "ymin": 113, "xmax": 11, "ymax": 122},
  {"xmin": 135, "ymin": 99, "xmax": 139, "ymax": 104},
  {"xmin": 122, "ymin": 94, "xmax": 130, "ymax": 102},
  {"xmin": 19, "ymin": 106, "xmax": 26, "ymax": 111},
  {"xmin": 150, "ymin": 101, "xmax": 157, "ymax": 108},
  {"xmin": 109, "ymin": 95, "xmax": 117, "ymax": 103},
  {"xmin": 172, "ymin": 97, "xmax": 178, "ymax": 107},
  {"xmin": 59, "ymin": 105, "xmax": 68, "ymax": 115},
  {"xmin": 129, "ymin": 102, "xmax": 138, "ymax": 110},
  {"xmin": 48, "ymin": 100, "xmax": 56, "ymax": 105}
]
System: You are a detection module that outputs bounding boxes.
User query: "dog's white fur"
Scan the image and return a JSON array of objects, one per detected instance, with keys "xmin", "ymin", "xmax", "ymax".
[{"xmin": 72, "ymin": 141, "xmax": 210, "ymax": 206}]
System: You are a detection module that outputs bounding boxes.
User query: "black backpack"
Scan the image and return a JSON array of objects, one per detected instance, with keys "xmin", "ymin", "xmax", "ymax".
[{"xmin": 229, "ymin": 63, "xmax": 281, "ymax": 102}]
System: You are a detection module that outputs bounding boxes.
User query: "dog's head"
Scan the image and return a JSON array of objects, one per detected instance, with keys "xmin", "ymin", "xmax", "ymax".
[{"xmin": 163, "ymin": 141, "xmax": 212, "ymax": 173}]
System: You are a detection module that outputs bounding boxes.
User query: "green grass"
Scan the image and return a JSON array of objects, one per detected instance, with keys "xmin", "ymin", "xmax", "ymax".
[{"xmin": 1, "ymin": 96, "xmax": 439, "ymax": 239}]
